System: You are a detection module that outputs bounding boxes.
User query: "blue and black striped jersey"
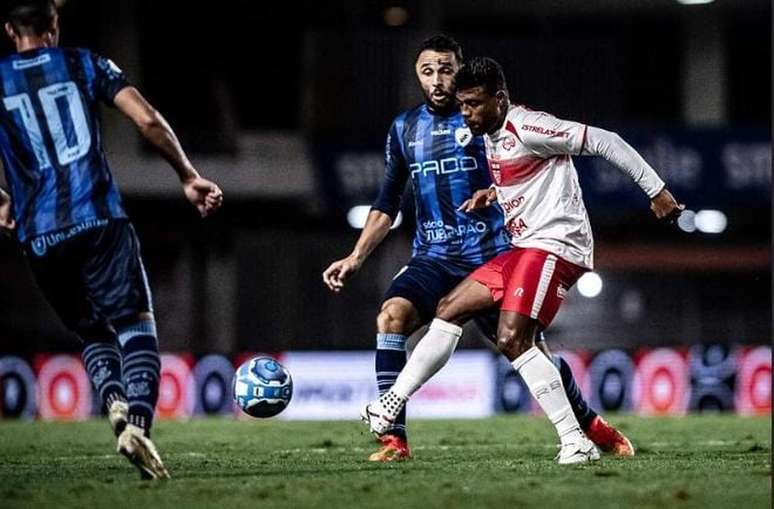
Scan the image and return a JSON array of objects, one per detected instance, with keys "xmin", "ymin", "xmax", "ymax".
[
  {"xmin": 0, "ymin": 47, "xmax": 128, "ymax": 242},
  {"xmin": 372, "ymin": 104, "xmax": 510, "ymax": 274}
]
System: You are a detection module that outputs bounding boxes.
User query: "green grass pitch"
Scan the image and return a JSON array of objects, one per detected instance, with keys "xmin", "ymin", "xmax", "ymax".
[{"xmin": 0, "ymin": 415, "xmax": 770, "ymax": 508}]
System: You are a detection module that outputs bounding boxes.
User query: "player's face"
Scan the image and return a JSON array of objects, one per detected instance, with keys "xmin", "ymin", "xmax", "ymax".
[
  {"xmin": 456, "ymin": 86, "xmax": 501, "ymax": 135},
  {"xmin": 415, "ymin": 50, "xmax": 460, "ymax": 111}
]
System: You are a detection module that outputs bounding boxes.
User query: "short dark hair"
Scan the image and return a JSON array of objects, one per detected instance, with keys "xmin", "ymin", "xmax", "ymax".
[
  {"xmin": 455, "ymin": 57, "xmax": 507, "ymax": 96},
  {"xmin": 6, "ymin": 0, "xmax": 57, "ymax": 36},
  {"xmin": 415, "ymin": 34, "xmax": 463, "ymax": 64}
]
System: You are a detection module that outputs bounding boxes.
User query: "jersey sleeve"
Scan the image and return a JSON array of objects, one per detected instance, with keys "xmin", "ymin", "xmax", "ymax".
[
  {"xmin": 91, "ymin": 52, "xmax": 131, "ymax": 106},
  {"xmin": 513, "ymin": 109, "xmax": 587, "ymax": 158},
  {"xmin": 371, "ymin": 120, "xmax": 408, "ymax": 219}
]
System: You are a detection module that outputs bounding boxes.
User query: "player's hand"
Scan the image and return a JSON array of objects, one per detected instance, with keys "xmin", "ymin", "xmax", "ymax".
[
  {"xmin": 650, "ymin": 188, "xmax": 684, "ymax": 223},
  {"xmin": 183, "ymin": 177, "xmax": 223, "ymax": 217},
  {"xmin": 0, "ymin": 192, "xmax": 15, "ymax": 231},
  {"xmin": 458, "ymin": 188, "xmax": 497, "ymax": 212},
  {"xmin": 322, "ymin": 255, "xmax": 362, "ymax": 293}
]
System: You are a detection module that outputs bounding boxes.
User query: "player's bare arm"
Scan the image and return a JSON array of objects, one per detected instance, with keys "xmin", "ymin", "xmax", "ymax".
[
  {"xmin": 113, "ymin": 87, "xmax": 223, "ymax": 217},
  {"xmin": 458, "ymin": 186, "xmax": 497, "ymax": 212},
  {"xmin": 322, "ymin": 210, "xmax": 393, "ymax": 292},
  {"xmin": 0, "ymin": 187, "xmax": 15, "ymax": 230}
]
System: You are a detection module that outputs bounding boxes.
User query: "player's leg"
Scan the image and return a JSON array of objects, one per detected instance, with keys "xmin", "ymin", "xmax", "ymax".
[
  {"xmin": 536, "ymin": 340, "xmax": 634, "ymax": 456},
  {"xmin": 496, "ymin": 249, "xmax": 598, "ymax": 464},
  {"xmin": 85, "ymin": 220, "xmax": 169, "ymax": 479},
  {"xmin": 368, "ymin": 257, "xmax": 462, "ymax": 461},
  {"xmin": 24, "ymin": 237, "xmax": 128, "ymax": 436},
  {"xmin": 363, "ymin": 275, "xmax": 498, "ymax": 435},
  {"xmin": 474, "ymin": 311, "xmax": 598, "ymax": 431},
  {"xmin": 534, "ymin": 339, "xmax": 597, "ymax": 430},
  {"xmin": 371, "ymin": 296, "xmax": 421, "ymax": 461}
]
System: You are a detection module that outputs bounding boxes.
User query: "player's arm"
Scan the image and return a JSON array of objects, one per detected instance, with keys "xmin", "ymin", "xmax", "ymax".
[
  {"xmin": 0, "ymin": 187, "xmax": 14, "ymax": 230},
  {"xmin": 322, "ymin": 122, "xmax": 408, "ymax": 292},
  {"xmin": 519, "ymin": 111, "xmax": 683, "ymax": 220},
  {"xmin": 580, "ymin": 126, "xmax": 682, "ymax": 220},
  {"xmin": 113, "ymin": 87, "xmax": 223, "ymax": 217}
]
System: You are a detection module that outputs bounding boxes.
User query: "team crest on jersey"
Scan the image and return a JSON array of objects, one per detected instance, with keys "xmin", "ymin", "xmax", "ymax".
[
  {"xmin": 502, "ymin": 135, "xmax": 517, "ymax": 151},
  {"xmin": 30, "ymin": 237, "xmax": 46, "ymax": 257},
  {"xmin": 455, "ymin": 127, "xmax": 472, "ymax": 147},
  {"xmin": 491, "ymin": 167, "xmax": 502, "ymax": 185}
]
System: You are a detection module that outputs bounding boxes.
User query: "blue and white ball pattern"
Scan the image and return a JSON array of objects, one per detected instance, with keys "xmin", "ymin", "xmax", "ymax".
[{"xmin": 233, "ymin": 357, "xmax": 293, "ymax": 418}]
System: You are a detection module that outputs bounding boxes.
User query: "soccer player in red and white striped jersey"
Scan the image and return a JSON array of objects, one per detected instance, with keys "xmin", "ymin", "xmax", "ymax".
[{"xmin": 362, "ymin": 57, "xmax": 682, "ymax": 465}]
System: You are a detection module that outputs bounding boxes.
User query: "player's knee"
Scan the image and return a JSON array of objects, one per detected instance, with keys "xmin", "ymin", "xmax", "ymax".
[
  {"xmin": 435, "ymin": 294, "xmax": 461, "ymax": 322},
  {"xmin": 495, "ymin": 327, "xmax": 534, "ymax": 359},
  {"xmin": 377, "ymin": 304, "xmax": 411, "ymax": 334}
]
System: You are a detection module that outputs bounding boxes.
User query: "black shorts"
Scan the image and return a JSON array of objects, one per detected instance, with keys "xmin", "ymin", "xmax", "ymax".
[
  {"xmin": 383, "ymin": 255, "xmax": 500, "ymax": 340},
  {"xmin": 24, "ymin": 219, "xmax": 153, "ymax": 339}
]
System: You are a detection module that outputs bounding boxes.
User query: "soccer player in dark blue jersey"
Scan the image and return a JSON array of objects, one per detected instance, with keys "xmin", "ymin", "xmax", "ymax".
[
  {"xmin": 323, "ymin": 35, "xmax": 633, "ymax": 461},
  {"xmin": 0, "ymin": 1, "xmax": 223, "ymax": 479}
]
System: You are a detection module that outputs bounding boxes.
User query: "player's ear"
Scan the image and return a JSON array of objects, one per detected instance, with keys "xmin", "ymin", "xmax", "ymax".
[
  {"xmin": 47, "ymin": 14, "xmax": 60, "ymax": 46},
  {"xmin": 495, "ymin": 89, "xmax": 508, "ymax": 109},
  {"xmin": 4, "ymin": 22, "xmax": 17, "ymax": 42}
]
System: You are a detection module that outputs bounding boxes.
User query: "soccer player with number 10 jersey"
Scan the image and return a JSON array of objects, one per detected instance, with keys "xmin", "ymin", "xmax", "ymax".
[{"xmin": 0, "ymin": 0, "xmax": 223, "ymax": 479}]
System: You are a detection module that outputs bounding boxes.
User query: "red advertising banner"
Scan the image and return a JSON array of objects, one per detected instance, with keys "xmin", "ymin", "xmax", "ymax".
[
  {"xmin": 35, "ymin": 355, "xmax": 92, "ymax": 421},
  {"xmin": 735, "ymin": 346, "xmax": 772, "ymax": 416}
]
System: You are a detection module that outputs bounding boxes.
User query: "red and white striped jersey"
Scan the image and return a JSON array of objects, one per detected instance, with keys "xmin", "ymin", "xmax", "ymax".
[{"xmin": 485, "ymin": 104, "xmax": 595, "ymax": 269}]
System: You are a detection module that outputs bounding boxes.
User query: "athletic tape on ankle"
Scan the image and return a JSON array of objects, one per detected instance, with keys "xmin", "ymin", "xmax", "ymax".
[
  {"xmin": 511, "ymin": 345, "xmax": 541, "ymax": 372},
  {"xmin": 116, "ymin": 320, "xmax": 157, "ymax": 347},
  {"xmin": 376, "ymin": 333, "xmax": 408, "ymax": 351},
  {"xmin": 430, "ymin": 318, "xmax": 463, "ymax": 337}
]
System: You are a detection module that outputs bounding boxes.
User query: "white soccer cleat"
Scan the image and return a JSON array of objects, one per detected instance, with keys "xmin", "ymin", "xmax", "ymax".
[
  {"xmin": 360, "ymin": 391, "xmax": 408, "ymax": 436},
  {"xmin": 108, "ymin": 400, "xmax": 128, "ymax": 437},
  {"xmin": 555, "ymin": 436, "xmax": 601, "ymax": 465},
  {"xmin": 360, "ymin": 401, "xmax": 395, "ymax": 436},
  {"xmin": 117, "ymin": 424, "xmax": 171, "ymax": 480}
]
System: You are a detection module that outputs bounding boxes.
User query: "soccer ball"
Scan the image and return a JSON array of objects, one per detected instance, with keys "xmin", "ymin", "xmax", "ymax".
[{"xmin": 233, "ymin": 356, "xmax": 293, "ymax": 418}]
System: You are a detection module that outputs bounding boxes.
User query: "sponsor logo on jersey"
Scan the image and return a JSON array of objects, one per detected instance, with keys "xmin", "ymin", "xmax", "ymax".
[
  {"xmin": 27, "ymin": 219, "xmax": 109, "ymax": 257},
  {"xmin": 502, "ymin": 196, "xmax": 525, "ymax": 213},
  {"xmin": 514, "ymin": 288, "xmax": 524, "ymax": 297},
  {"xmin": 422, "ymin": 219, "xmax": 489, "ymax": 243},
  {"xmin": 431, "ymin": 128, "xmax": 451, "ymax": 136},
  {"xmin": 410, "ymin": 156, "xmax": 478, "ymax": 178},
  {"xmin": 12, "ymin": 54, "xmax": 51, "ymax": 70},
  {"xmin": 506, "ymin": 217, "xmax": 528, "ymax": 237},
  {"xmin": 522, "ymin": 124, "xmax": 570, "ymax": 138},
  {"xmin": 408, "ymin": 140, "xmax": 423, "ymax": 147},
  {"xmin": 455, "ymin": 127, "xmax": 473, "ymax": 147},
  {"xmin": 502, "ymin": 136, "xmax": 517, "ymax": 150}
]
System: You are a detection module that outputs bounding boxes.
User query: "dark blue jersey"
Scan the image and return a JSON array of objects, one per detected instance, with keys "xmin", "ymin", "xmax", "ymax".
[
  {"xmin": 372, "ymin": 104, "xmax": 510, "ymax": 274},
  {"xmin": 0, "ymin": 47, "xmax": 128, "ymax": 242}
]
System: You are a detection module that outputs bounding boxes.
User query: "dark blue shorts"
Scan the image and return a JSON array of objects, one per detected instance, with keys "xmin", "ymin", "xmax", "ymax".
[
  {"xmin": 24, "ymin": 219, "xmax": 153, "ymax": 340},
  {"xmin": 383, "ymin": 255, "xmax": 500, "ymax": 340}
]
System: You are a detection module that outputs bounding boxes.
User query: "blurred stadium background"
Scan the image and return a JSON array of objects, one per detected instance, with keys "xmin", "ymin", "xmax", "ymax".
[{"xmin": 0, "ymin": 0, "xmax": 770, "ymax": 421}]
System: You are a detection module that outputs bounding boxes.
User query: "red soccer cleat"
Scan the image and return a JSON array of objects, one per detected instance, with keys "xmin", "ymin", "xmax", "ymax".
[
  {"xmin": 368, "ymin": 434, "xmax": 412, "ymax": 462},
  {"xmin": 585, "ymin": 416, "xmax": 635, "ymax": 457}
]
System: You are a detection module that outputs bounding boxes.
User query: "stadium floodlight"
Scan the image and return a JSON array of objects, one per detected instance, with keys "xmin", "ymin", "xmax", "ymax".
[
  {"xmin": 694, "ymin": 209, "xmax": 727, "ymax": 234},
  {"xmin": 675, "ymin": 0, "xmax": 715, "ymax": 4},
  {"xmin": 577, "ymin": 272, "xmax": 603, "ymax": 298},
  {"xmin": 347, "ymin": 206, "xmax": 402, "ymax": 230},
  {"xmin": 677, "ymin": 209, "xmax": 697, "ymax": 233}
]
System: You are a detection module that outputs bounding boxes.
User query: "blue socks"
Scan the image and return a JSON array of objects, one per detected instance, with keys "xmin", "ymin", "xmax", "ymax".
[
  {"xmin": 117, "ymin": 320, "xmax": 161, "ymax": 435},
  {"xmin": 552, "ymin": 354, "xmax": 598, "ymax": 431},
  {"xmin": 82, "ymin": 340, "xmax": 126, "ymax": 410},
  {"xmin": 375, "ymin": 333, "xmax": 408, "ymax": 440}
]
